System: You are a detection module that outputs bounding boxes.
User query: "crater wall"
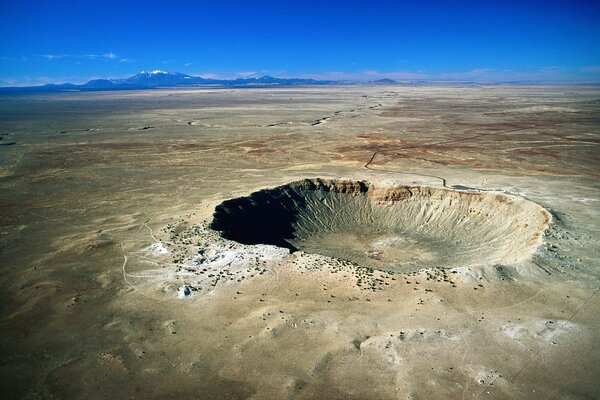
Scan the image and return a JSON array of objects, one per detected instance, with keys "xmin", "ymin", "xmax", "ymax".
[{"xmin": 211, "ymin": 179, "xmax": 551, "ymax": 272}]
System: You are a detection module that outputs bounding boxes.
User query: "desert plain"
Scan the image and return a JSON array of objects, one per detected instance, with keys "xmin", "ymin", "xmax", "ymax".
[{"xmin": 0, "ymin": 85, "xmax": 599, "ymax": 399}]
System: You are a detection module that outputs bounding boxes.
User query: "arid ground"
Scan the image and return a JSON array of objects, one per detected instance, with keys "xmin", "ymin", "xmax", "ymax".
[{"xmin": 1, "ymin": 85, "xmax": 599, "ymax": 399}]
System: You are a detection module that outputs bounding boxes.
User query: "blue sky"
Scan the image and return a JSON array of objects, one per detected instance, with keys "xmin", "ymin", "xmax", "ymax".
[{"xmin": 1, "ymin": 0, "xmax": 599, "ymax": 85}]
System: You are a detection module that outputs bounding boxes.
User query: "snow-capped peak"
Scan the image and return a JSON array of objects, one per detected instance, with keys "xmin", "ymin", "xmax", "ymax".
[{"xmin": 139, "ymin": 70, "xmax": 169, "ymax": 75}]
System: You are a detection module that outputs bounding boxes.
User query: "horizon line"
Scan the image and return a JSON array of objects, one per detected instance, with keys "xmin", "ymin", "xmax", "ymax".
[{"xmin": 2, "ymin": 68, "xmax": 600, "ymax": 89}]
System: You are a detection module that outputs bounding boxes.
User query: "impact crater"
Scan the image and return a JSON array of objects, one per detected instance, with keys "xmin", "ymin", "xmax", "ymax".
[{"xmin": 210, "ymin": 179, "xmax": 551, "ymax": 272}]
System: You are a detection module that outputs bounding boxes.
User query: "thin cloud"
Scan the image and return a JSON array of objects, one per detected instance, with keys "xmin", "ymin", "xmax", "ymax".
[
  {"xmin": 3, "ymin": 75, "xmax": 69, "ymax": 86},
  {"xmin": 0, "ymin": 56, "xmax": 28, "ymax": 62},
  {"xmin": 0, "ymin": 77, "xmax": 20, "ymax": 86},
  {"xmin": 41, "ymin": 54, "xmax": 68, "ymax": 60},
  {"xmin": 40, "ymin": 52, "xmax": 126, "ymax": 62},
  {"xmin": 235, "ymin": 71, "xmax": 258, "ymax": 78},
  {"xmin": 84, "ymin": 52, "xmax": 118, "ymax": 60},
  {"xmin": 197, "ymin": 72, "xmax": 220, "ymax": 79}
]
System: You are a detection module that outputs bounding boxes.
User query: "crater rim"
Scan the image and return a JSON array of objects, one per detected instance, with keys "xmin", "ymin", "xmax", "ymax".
[{"xmin": 209, "ymin": 178, "xmax": 551, "ymax": 273}]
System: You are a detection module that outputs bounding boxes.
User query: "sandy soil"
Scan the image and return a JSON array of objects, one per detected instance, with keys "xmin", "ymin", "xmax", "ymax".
[{"xmin": 0, "ymin": 85, "xmax": 599, "ymax": 399}]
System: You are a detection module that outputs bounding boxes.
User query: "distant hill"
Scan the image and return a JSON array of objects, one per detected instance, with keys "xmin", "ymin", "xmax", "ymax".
[
  {"xmin": 370, "ymin": 78, "xmax": 397, "ymax": 85},
  {"xmin": 0, "ymin": 70, "xmax": 336, "ymax": 93}
]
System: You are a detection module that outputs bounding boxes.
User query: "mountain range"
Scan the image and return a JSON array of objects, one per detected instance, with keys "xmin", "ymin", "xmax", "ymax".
[{"xmin": 0, "ymin": 70, "xmax": 349, "ymax": 92}]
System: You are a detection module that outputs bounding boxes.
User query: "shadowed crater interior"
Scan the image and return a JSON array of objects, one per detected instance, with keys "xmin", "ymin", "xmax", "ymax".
[{"xmin": 210, "ymin": 179, "xmax": 551, "ymax": 272}]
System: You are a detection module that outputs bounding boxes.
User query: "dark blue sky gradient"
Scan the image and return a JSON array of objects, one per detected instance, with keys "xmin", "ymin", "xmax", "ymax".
[{"xmin": 1, "ymin": 0, "xmax": 599, "ymax": 84}]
